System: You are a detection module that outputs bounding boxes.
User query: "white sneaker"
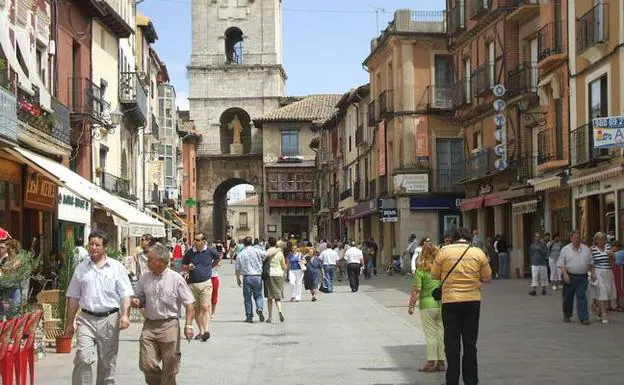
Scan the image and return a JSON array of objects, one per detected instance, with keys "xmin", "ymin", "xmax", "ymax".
[
  {"xmin": 552, "ymin": 285, "xmax": 557, "ymax": 291},
  {"xmin": 601, "ymin": 318, "xmax": 609, "ymax": 324}
]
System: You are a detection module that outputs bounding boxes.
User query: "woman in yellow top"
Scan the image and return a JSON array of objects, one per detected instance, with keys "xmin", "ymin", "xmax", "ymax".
[{"xmin": 408, "ymin": 242, "xmax": 445, "ymax": 373}]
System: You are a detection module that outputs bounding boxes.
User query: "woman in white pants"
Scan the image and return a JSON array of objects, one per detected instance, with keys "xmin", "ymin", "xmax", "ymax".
[
  {"xmin": 591, "ymin": 232, "xmax": 617, "ymax": 323},
  {"xmin": 548, "ymin": 234, "xmax": 563, "ymax": 290},
  {"xmin": 286, "ymin": 244, "xmax": 305, "ymax": 301}
]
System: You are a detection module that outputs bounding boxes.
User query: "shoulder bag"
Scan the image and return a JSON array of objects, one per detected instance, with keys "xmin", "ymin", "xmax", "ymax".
[{"xmin": 431, "ymin": 245, "xmax": 471, "ymax": 302}]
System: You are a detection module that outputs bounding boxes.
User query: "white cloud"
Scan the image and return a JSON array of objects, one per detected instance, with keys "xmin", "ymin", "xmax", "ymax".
[{"xmin": 176, "ymin": 90, "xmax": 190, "ymax": 111}]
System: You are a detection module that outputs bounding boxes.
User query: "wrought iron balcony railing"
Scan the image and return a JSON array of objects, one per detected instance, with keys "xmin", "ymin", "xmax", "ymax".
[
  {"xmin": 447, "ymin": 2, "xmax": 466, "ymax": 36},
  {"xmin": 367, "ymin": 100, "xmax": 377, "ymax": 126},
  {"xmin": 537, "ymin": 21, "xmax": 565, "ymax": 62},
  {"xmin": 471, "ymin": 0, "xmax": 489, "ymax": 19},
  {"xmin": 379, "ymin": 89, "xmax": 394, "ymax": 116},
  {"xmin": 577, "ymin": 2, "xmax": 608, "ymax": 53},
  {"xmin": 101, "ymin": 171, "xmax": 133, "ymax": 200},
  {"xmin": 570, "ymin": 122, "xmax": 611, "ymax": 168},
  {"xmin": 119, "ymin": 72, "xmax": 148, "ymax": 126},
  {"xmin": 537, "ymin": 128, "xmax": 564, "ymax": 165},
  {"xmin": 471, "ymin": 63, "xmax": 492, "ymax": 96},
  {"xmin": 451, "ymin": 79, "xmax": 470, "ymax": 108},
  {"xmin": 434, "ymin": 167, "xmax": 465, "ymax": 193},
  {"xmin": 426, "ymin": 85, "xmax": 454, "ymax": 110},
  {"xmin": 507, "ymin": 62, "xmax": 537, "ymax": 98},
  {"xmin": 68, "ymin": 77, "xmax": 111, "ymax": 127}
]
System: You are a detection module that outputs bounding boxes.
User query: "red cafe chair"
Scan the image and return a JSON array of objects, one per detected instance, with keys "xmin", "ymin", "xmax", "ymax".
[
  {"xmin": 0, "ymin": 319, "xmax": 16, "ymax": 362},
  {"xmin": 0, "ymin": 314, "xmax": 30, "ymax": 385},
  {"xmin": 16, "ymin": 310, "xmax": 43, "ymax": 385}
]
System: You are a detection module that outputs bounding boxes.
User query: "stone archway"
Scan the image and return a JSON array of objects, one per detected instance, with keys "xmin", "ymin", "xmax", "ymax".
[{"xmin": 196, "ymin": 154, "xmax": 263, "ymax": 241}]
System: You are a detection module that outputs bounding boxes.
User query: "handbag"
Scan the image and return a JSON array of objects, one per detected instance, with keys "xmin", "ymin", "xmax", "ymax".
[
  {"xmin": 431, "ymin": 245, "xmax": 471, "ymax": 302},
  {"xmin": 262, "ymin": 254, "xmax": 273, "ymax": 280}
]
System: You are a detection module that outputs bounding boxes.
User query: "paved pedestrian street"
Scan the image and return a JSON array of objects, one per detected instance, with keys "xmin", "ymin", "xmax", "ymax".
[{"xmin": 37, "ymin": 265, "xmax": 624, "ymax": 385}]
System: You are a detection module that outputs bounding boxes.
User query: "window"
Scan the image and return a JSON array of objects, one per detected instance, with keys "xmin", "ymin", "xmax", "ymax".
[
  {"xmin": 434, "ymin": 55, "xmax": 453, "ymax": 86},
  {"xmin": 589, "ymin": 75, "xmax": 608, "ymax": 119},
  {"xmin": 99, "ymin": 147, "xmax": 108, "ymax": 170},
  {"xmin": 464, "ymin": 58, "xmax": 471, "ymax": 102},
  {"xmin": 348, "ymin": 135, "xmax": 352, "ymax": 152},
  {"xmin": 280, "ymin": 130, "xmax": 299, "ymax": 156},
  {"xmin": 36, "ymin": 48, "xmax": 45, "ymax": 87},
  {"xmin": 437, "ymin": 139, "xmax": 464, "ymax": 190},
  {"xmin": 239, "ymin": 212, "xmax": 249, "ymax": 229},
  {"xmin": 487, "ymin": 41, "xmax": 495, "ymax": 87},
  {"xmin": 163, "ymin": 144, "xmax": 174, "ymax": 187},
  {"xmin": 529, "ymin": 38, "xmax": 538, "ymax": 89}
]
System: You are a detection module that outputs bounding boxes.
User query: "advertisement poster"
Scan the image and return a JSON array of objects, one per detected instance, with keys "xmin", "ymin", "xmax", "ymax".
[
  {"xmin": 414, "ymin": 116, "xmax": 429, "ymax": 157},
  {"xmin": 593, "ymin": 116, "xmax": 624, "ymax": 149}
]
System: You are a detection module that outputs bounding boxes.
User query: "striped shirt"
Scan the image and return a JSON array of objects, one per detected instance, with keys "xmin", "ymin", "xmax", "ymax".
[{"xmin": 591, "ymin": 245, "xmax": 611, "ymax": 269}]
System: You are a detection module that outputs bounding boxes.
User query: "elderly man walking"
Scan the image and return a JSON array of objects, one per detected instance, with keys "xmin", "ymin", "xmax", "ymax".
[
  {"xmin": 558, "ymin": 230, "xmax": 596, "ymax": 325},
  {"xmin": 64, "ymin": 229, "xmax": 134, "ymax": 385},
  {"xmin": 132, "ymin": 243, "xmax": 195, "ymax": 385},
  {"xmin": 235, "ymin": 236, "xmax": 267, "ymax": 323}
]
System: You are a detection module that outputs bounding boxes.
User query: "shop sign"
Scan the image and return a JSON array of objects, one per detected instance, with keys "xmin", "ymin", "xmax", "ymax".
[
  {"xmin": 24, "ymin": 167, "xmax": 57, "ymax": 211},
  {"xmin": 378, "ymin": 198, "xmax": 398, "ymax": 222},
  {"xmin": 393, "ymin": 173, "xmax": 429, "ymax": 194},
  {"xmin": 479, "ymin": 184, "xmax": 493, "ymax": 195},
  {"xmin": 59, "ymin": 191, "xmax": 89, "ymax": 210},
  {"xmin": 410, "ymin": 196, "xmax": 463, "ymax": 210},
  {"xmin": 593, "ymin": 116, "xmax": 624, "ymax": 149}
]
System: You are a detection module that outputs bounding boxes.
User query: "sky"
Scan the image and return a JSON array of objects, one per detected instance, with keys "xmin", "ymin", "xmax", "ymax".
[{"xmin": 138, "ymin": 0, "xmax": 446, "ymax": 200}]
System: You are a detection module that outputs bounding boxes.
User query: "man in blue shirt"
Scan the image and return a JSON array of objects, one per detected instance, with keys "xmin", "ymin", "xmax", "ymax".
[
  {"xmin": 182, "ymin": 232, "xmax": 220, "ymax": 341},
  {"xmin": 235, "ymin": 236, "xmax": 266, "ymax": 323}
]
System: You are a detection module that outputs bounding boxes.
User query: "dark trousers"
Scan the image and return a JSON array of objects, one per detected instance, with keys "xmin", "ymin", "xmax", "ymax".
[
  {"xmin": 347, "ymin": 263, "xmax": 361, "ymax": 292},
  {"xmin": 562, "ymin": 273, "xmax": 589, "ymax": 321},
  {"xmin": 442, "ymin": 301, "xmax": 481, "ymax": 385}
]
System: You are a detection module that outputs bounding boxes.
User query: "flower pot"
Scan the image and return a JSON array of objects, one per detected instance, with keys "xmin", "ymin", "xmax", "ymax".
[{"xmin": 55, "ymin": 336, "xmax": 72, "ymax": 353}]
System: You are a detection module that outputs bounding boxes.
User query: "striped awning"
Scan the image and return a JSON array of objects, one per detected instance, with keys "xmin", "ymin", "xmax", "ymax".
[
  {"xmin": 512, "ymin": 200, "xmax": 538, "ymax": 215},
  {"xmin": 528, "ymin": 176, "xmax": 562, "ymax": 192},
  {"xmin": 567, "ymin": 165, "xmax": 623, "ymax": 187}
]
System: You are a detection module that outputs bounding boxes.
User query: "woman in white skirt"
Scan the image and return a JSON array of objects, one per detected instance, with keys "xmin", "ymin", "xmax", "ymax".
[
  {"xmin": 548, "ymin": 234, "xmax": 563, "ymax": 290},
  {"xmin": 591, "ymin": 232, "xmax": 617, "ymax": 323}
]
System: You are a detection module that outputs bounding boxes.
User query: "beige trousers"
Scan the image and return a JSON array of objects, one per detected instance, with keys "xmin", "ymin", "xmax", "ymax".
[
  {"xmin": 72, "ymin": 312, "xmax": 120, "ymax": 385},
  {"xmin": 139, "ymin": 318, "xmax": 181, "ymax": 385},
  {"xmin": 420, "ymin": 307, "xmax": 445, "ymax": 361}
]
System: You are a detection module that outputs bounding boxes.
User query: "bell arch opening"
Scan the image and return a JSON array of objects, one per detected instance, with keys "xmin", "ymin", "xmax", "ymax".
[{"xmin": 225, "ymin": 27, "xmax": 244, "ymax": 64}]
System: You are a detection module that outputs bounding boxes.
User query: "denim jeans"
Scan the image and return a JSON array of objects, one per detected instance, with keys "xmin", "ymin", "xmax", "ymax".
[
  {"xmin": 562, "ymin": 273, "xmax": 589, "ymax": 321},
  {"xmin": 498, "ymin": 252, "xmax": 510, "ymax": 278},
  {"xmin": 323, "ymin": 265, "xmax": 335, "ymax": 292},
  {"xmin": 242, "ymin": 275, "xmax": 263, "ymax": 320}
]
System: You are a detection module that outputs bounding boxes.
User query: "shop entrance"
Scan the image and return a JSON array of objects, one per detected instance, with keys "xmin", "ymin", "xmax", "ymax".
[{"xmin": 281, "ymin": 216, "xmax": 309, "ymax": 240}]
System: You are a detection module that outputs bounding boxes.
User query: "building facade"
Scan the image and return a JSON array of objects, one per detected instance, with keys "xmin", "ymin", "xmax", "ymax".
[{"xmin": 227, "ymin": 193, "xmax": 260, "ymax": 240}]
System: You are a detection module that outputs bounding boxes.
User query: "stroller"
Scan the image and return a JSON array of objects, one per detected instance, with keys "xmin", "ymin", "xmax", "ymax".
[{"xmin": 386, "ymin": 255, "xmax": 403, "ymax": 275}]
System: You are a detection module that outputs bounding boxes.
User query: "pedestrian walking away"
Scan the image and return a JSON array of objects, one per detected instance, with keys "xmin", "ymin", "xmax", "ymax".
[
  {"xmin": 263, "ymin": 237, "xmax": 286, "ymax": 322},
  {"xmin": 319, "ymin": 242, "xmax": 338, "ymax": 292},
  {"xmin": 529, "ymin": 233, "xmax": 549, "ymax": 296},
  {"xmin": 431, "ymin": 228, "xmax": 492, "ymax": 385},
  {"xmin": 548, "ymin": 234, "xmax": 563, "ymax": 290},
  {"xmin": 132, "ymin": 243, "xmax": 195, "ymax": 385},
  {"xmin": 182, "ymin": 232, "xmax": 221, "ymax": 341},
  {"xmin": 408, "ymin": 242, "xmax": 445, "ymax": 373},
  {"xmin": 64, "ymin": 229, "xmax": 134, "ymax": 385},
  {"xmin": 286, "ymin": 243, "xmax": 305, "ymax": 301},
  {"xmin": 235, "ymin": 236, "xmax": 267, "ymax": 322},
  {"xmin": 557, "ymin": 230, "xmax": 596, "ymax": 325},
  {"xmin": 345, "ymin": 241, "xmax": 364, "ymax": 292}
]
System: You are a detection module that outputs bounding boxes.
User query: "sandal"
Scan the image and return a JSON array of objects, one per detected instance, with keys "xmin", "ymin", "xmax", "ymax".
[
  {"xmin": 435, "ymin": 362, "xmax": 445, "ymax": 372},
  {"xmin": 418, "ymin": 361, "xmax": 436, "ymax": 372}
]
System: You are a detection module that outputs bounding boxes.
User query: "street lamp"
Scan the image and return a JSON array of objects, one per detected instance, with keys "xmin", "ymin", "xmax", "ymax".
[
  {"xmin": 517, "ymin": 99, "xmax": 546, "ymax": 127},
  {"xmin": 109, "ymin": 107, "xmax": 123, "ymax": 127}
]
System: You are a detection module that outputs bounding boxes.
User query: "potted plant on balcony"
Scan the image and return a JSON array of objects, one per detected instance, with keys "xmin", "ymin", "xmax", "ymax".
[{"xmin": 56, "ymin": 237, "xmax": 76, "ymax": 353}]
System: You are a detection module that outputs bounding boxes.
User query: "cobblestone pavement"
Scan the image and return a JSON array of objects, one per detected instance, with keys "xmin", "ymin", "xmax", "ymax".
[{"xmin": 36, "ymin": 264, "xmax": 624, "ymax": 385}]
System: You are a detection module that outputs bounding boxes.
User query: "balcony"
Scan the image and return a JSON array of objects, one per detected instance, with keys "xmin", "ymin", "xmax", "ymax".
[
  {"xmin": 369, "ymin": 179, "xmax": 377, "ymax": 198},
  {"xmin": 0, "ymin": 86, "xmax": 17, "ymax": 141},
  {"xmin": 537, "ymin": 21, "xmax": 566, "ymax": 67},
  {"xmin": 355, "ymin": 124, "xmax": 364, "ymax": 146},
  {"xmin": 367, "ymin": 101, "xmax": 377, "ymax": 126},
  {"xmin": 119, "ymin": 72, "xmax": 148, "ymax": 127},
  {"xmin": 332, "ymin": 186, "xmax": 339, "ymax": 208},
  {"xmin": 69, "ymin": 77, "xmax": 111, "ymax": 127},
  {"xmin": 72, "ymin": 0, "xmax": 133, "ymax": 39},
  {"xmin": 353, "ymin": 180, "xmax": 361, "ymax": 201},
  {"xmin": 101, "ymin": 171, "xmax": 134, "ymax": 201},
  {"xmin": 150, "ymin": 113, "xmax": 160, "ymax": 140},
  {"xmin": 435, "ymin": 167, "xmax": 464, "ymax": 193},
  {"xmin": 451, "ymin": 79, "xmax": 470, "ymax": 108},
  {"xmin": 577, "ymin": 2, "xmax": 608, "ymax": 54},
  {"xmin": 51, "ymin": 97, "xmax": 71, "ymax": 145},
  {"xmin": 537, "ymin": 128, "xmax": 564, "ymax": 165},
  {"xmin": 340, "ymin": 188, "xmax": 352, "ymax": 201},
  {"xmin": 461, "ymin": 147, "xmax": 498, "ymax": 180},
  {"xmin": 471, "ymin": 63, "xmax": 492, "ymax": 96},
  {"xmin": 508, "ymin": 0, "xmax": 540, "ymax": 22},
  {"xmin": 36, "ymin": 9, "xmax": 50, "ymax": 44},
  {"xmin": 471, "ymin": 0, "xmax": 489, "ymax": 20},
  {"xmin": 17, "ymin": 89, "xmax": 65, "ymax": 142},
  {"xmin": 507, "ymin": 62, "xmax": 537, "ymax": 98},
  {"xmin": 510, "ymin": 153, "xmax": 536, "ymax": 182},
  {"xmin": 426, "ymin": 85, "xmax": 454, "ymax": 110},
  {"xmin": 570, "ymin": 123, "xmax": 611, "ymax": 168},
  {"xmin": 447, "ymin": 2, "xmax": 466, "ymax": 36},
  {"xmin": 379, "ymin": 90, "xmax": 394, "ymax": 117}
]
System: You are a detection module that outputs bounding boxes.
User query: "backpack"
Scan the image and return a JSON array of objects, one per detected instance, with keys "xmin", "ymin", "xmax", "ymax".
[{"xmin": 262, "ymin": 254, "xmax": 273, "ymax": 280}]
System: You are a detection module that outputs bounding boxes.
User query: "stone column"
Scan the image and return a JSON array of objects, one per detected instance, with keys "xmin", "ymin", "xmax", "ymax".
[{"xmin": 494, "ymin": 205, "xmax": 505, "ymax": 236}]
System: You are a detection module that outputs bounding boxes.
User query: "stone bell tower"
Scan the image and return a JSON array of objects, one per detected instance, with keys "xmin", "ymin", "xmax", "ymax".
[{"xmin": 188, "ymin": 0, "xmax": 286, "ymax": 239}]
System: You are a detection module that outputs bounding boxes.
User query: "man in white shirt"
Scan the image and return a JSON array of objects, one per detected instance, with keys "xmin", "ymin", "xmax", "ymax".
[
  {"xmin": 319, "ymin": 243, "xmax": 339, "ymax": 293},
  {"xmin": 344, "ymin": 241, "xmax": 364, "ymax": 292}
]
